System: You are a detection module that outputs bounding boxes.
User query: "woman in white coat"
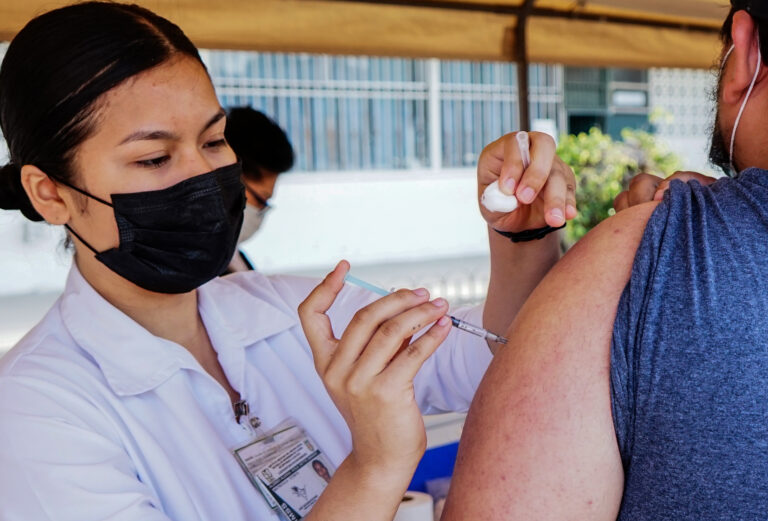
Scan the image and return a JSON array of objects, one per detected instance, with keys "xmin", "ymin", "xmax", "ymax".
[{"xmin": 0, "ymin": 2, "xmax": 578, "ymax": 520}]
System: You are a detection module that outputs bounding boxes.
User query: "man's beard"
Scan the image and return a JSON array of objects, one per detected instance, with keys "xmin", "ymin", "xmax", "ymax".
[
  {"xmin": 708, "ymin": 65, "xmax": 734, "ymax": 176},
  {"xmin": 708, "ymin": 115, "xmax": 732, "ymax": 176}
]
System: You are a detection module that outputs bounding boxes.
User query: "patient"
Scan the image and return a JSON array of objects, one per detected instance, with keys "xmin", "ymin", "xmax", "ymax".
[{"xmin": 442, "ymin": 2, "xmax": 768, "ymax": 519}]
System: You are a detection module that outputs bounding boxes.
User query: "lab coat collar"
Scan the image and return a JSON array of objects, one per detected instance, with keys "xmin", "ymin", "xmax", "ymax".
[{"xmin": 60, "ymin": 265, "xmax": 296, "ymax": 396}]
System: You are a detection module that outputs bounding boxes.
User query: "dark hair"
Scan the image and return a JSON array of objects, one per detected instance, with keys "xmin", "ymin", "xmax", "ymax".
[
  {"xmin": 224, "ymin": 107, "xmax": 294, "ymax": 181},
  {"xmin": 0, "ymin": 2, "xmax": 205, "ymax": 221},
  {"xmin": 721, "ymin": 4, "xmax": 768, "ymax": 66}
]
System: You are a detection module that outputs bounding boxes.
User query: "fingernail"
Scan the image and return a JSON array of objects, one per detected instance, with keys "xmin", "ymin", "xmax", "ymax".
[
  {"xmin": 653, "ymin": 191, "xmax": 664, "ymax": 201},
  {"xmin": 519, "ymin": 187, "xmax": 536, "ymax": 204},
  {"xmin": 550, "ymin": 208, "xmax": 564, "ymax": 223},
  {"xmin": 438, "ymin": 316, "xmax": 450, "ymax": 326},
  {"xmin": 566, "ymin": 204, "xmax": 577, "ymax": 216},
  {"xmin": 503, "ymin": 178, "xmax": 515, "ymax": 194},
  {"xmin": 431, "ymin": 298, "xmax": 447, "ymax": 308},
  {"xmin": 413, "ymin": 288, "xmax": 428, "ymax": 297}
]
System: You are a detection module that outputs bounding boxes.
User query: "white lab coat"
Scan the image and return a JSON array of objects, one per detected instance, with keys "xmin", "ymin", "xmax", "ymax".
[{"xmin": 0, "ymin": 265, "xmax": 492, "ymax": 521}]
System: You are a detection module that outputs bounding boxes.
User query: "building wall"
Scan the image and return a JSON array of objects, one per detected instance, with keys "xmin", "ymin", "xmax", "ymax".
[
  {"xmin": 203, "ymin": 51, "xmax": 565, "ymax": 172},
  {"xmin": 649, "ymin": 67, "xmax": 718, "ymax": 174}
]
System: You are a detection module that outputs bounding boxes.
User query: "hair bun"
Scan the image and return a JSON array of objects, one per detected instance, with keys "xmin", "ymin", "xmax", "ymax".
[{"xmin": 0, "ymin": 162, "xmax": 44, "ymax": 221}]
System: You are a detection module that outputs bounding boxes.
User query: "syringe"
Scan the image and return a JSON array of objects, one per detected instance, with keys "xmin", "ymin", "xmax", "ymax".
[
  {"xmin": 516, "ymin": 130, "xmax": 531, "ymax": 169},
  {"xmin": 344, "ymin": 274, "xmax": 508, "ymax": 345}
]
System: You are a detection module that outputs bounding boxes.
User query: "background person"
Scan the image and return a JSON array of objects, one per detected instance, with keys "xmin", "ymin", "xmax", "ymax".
[{"xmin": 224, "ymin": 106, "xmax": 294, "ymax": 273}]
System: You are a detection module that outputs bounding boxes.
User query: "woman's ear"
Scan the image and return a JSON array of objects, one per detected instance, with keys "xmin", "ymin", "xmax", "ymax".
[
  {"xmin": 20, "ymin": 165, "xmax": 73, "ymax": 225},
  {"xmin": 723, "ymin": 10, "xmax": 766, "ymax": 105}
]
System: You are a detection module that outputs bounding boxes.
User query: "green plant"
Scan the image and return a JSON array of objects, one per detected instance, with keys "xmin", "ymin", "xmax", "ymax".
[{"xmin": 556, "ymin": 126, "xmax": 682, "ymax": 245}]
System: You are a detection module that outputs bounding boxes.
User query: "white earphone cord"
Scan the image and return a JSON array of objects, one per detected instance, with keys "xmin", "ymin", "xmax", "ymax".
[{"xmin": 728, "ymin": 43, "xmax": 762, "ymax": 174}]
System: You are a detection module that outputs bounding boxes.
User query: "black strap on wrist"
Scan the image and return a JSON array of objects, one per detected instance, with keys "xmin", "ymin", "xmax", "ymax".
[{"xmin": 493, "ymin": 223, "xmax": 566, "ymax": 243}]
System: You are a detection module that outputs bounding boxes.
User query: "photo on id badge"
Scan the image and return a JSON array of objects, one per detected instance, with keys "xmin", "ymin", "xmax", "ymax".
[{"xmin": 234, "ymin": 420, "xmax": 334, "ymax": 519}]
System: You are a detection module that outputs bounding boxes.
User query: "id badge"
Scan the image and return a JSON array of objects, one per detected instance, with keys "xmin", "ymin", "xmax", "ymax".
[{"xmin": 234, "ymin": 418, "xmax": 335, "ymax": 520}]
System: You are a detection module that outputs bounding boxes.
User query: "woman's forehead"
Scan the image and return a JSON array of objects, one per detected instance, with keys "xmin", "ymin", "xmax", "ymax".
[{"xmin": 94, "ymin": 57, "xmax": 220, "ymax": 142}]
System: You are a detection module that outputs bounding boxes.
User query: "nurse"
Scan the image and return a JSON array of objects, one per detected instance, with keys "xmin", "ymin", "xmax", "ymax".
[{"xmin": 0, "ymin": 2, "xmax": 575, "ymax": 520}]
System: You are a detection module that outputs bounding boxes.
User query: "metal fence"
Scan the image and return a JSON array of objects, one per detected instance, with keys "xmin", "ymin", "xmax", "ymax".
[
  {"xmin": 202, "ymin": 50, "xmax": 565, "ymax": 172},
  {"xmin": 0, "ymin": 45, "xmax": 565, "ymax": 173},
  {"xmin": 439, "ymin": 60, "xmax": 564, "ymax": 168}
]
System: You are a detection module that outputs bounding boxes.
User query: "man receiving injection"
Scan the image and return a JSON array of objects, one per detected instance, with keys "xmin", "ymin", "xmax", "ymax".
[{"xmin": 294, "ymin": 127, "xmax": 708, "ymax": 519}]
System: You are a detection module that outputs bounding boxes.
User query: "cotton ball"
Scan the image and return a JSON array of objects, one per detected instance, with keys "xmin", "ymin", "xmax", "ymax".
[{"xmin": 481, "ymin": 181, "xmax": 518, "ymax": 213}]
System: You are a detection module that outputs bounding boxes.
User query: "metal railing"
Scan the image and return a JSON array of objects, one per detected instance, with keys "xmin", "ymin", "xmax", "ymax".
[{"xmin": 202, "ymin": 50, "xmax": 565, "ymax": 173}]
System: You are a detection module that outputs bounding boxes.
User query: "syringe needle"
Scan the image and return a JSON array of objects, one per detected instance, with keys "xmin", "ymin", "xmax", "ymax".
[{"xmin": 344, "ymin": 274, "xmax": 508, "ymax": 344}]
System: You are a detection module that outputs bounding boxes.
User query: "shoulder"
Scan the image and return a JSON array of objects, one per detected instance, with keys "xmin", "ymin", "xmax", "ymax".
[
  {"xmin": 505, "ymin": 201, "xmax": 662, "ymax": 368},
  {"xmin": 0, "ymin": 302, "xmax": 117, "ymax": 427},
  {"xmin": 0, "ymin": 299, "xmax": 88, "ymax": 381},
  {"xmin": 580, "ymin": 198, "xmax": 660, "ymax": 255},
  {"xmin": 549, "ymin": 201, "xmax": 659, "ymax": 294}
]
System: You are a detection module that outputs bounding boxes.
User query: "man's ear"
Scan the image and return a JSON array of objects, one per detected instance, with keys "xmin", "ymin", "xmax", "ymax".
[
  {"xmin": 20, "ymin": 165, "xmax": 72, "ymax": 225},
  {"xmin": 723, "ymin": 10, "xmax": 766, "ymax": 105}
]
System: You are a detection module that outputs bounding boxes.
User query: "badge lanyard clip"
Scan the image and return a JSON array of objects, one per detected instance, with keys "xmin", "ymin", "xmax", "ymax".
[{"xmin": 234, "ymin": 399, "xmax": 266, "ymax": 438}]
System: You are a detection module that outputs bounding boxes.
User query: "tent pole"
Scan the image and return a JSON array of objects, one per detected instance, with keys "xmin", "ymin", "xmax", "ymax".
[{"xmin": 516, "ymin": 0, "xmax": 535, "ymax": 131}]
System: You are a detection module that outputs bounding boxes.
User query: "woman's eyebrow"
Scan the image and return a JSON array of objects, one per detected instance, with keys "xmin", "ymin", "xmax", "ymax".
[
  {"xmin": 200, "ymin": 109, "xmax": 226, "ymax": 136},
  {"xmin": 118, "ymin": 129, "xmax": 179, "ymax": 146},
  {"xmin": 117, "ymin": 109, "xmax": 226, "ymax": 146}
]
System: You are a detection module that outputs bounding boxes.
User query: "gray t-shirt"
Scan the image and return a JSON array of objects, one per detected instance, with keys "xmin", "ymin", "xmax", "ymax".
[{"xmin": 611, "ymin": 168, "xmax": 768, "ymax": 519}]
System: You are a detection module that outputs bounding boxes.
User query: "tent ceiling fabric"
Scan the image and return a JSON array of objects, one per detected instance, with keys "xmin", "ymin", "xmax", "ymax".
[{"xmin": 0, "ymin": 0, "xmax": 731, "ymax": 68}]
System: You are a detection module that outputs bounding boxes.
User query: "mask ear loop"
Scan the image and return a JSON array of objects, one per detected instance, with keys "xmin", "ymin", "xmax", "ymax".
[
  {"xmin": 726, "ymin": 41, "xmax": 762, "ymax": 174},
  {"xmin": 65, "ymin": 224, "xmax": 101, "ymax": 255},
  {"xmin": 50, "ymin": 176, "xmax": 113, "ymax": 256}
]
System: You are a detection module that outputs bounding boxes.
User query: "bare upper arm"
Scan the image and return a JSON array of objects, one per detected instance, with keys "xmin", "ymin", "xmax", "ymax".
[{"xmin": 441, "ymin": 202, "xmax": 659, "ymax": 521}]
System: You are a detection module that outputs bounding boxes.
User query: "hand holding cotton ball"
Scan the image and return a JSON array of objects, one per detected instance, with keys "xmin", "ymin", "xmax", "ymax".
[{"xmin": 482, "ymin": 181, "xmax": 518, "ymax": 213}]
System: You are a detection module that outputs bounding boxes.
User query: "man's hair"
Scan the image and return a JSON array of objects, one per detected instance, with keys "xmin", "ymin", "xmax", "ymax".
[
  {"xmin": 722, "ymin": 2, "xmax": 768, "ymax": 65},
  {"xmin": 224, "ymin": 106, "xmax": 295, "ymax": 181}
]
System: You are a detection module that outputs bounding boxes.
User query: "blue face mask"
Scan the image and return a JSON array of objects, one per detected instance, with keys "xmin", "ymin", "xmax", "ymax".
[{"xmin": 61, "ymin": 162, "xmax": 245, "ymax": 293}]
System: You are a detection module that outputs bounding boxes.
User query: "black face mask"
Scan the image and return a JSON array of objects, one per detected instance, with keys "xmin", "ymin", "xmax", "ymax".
[{"xmin": 62, "ymin": 162, "xmax": 245, "ymax": 294}]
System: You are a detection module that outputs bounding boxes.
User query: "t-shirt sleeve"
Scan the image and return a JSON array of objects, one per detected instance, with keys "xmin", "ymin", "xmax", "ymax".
[{"xmin": 610, "ymin": 197, "xmax": 671, "ymax": 468}]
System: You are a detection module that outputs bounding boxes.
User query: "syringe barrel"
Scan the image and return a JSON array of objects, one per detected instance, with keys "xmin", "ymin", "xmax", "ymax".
[{"xmin": 450, "ymin": 317, "xmax": 487, "ymax": 338}]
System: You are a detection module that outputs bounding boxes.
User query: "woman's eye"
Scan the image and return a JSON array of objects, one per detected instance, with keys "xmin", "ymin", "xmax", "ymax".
[
  {"xmin": 136, "ymin": 156, "xmax": 170, "ymax": 168},
  {"xmin": 204, "ymin": 138, "xmax": 227, "ymax": 149}
]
